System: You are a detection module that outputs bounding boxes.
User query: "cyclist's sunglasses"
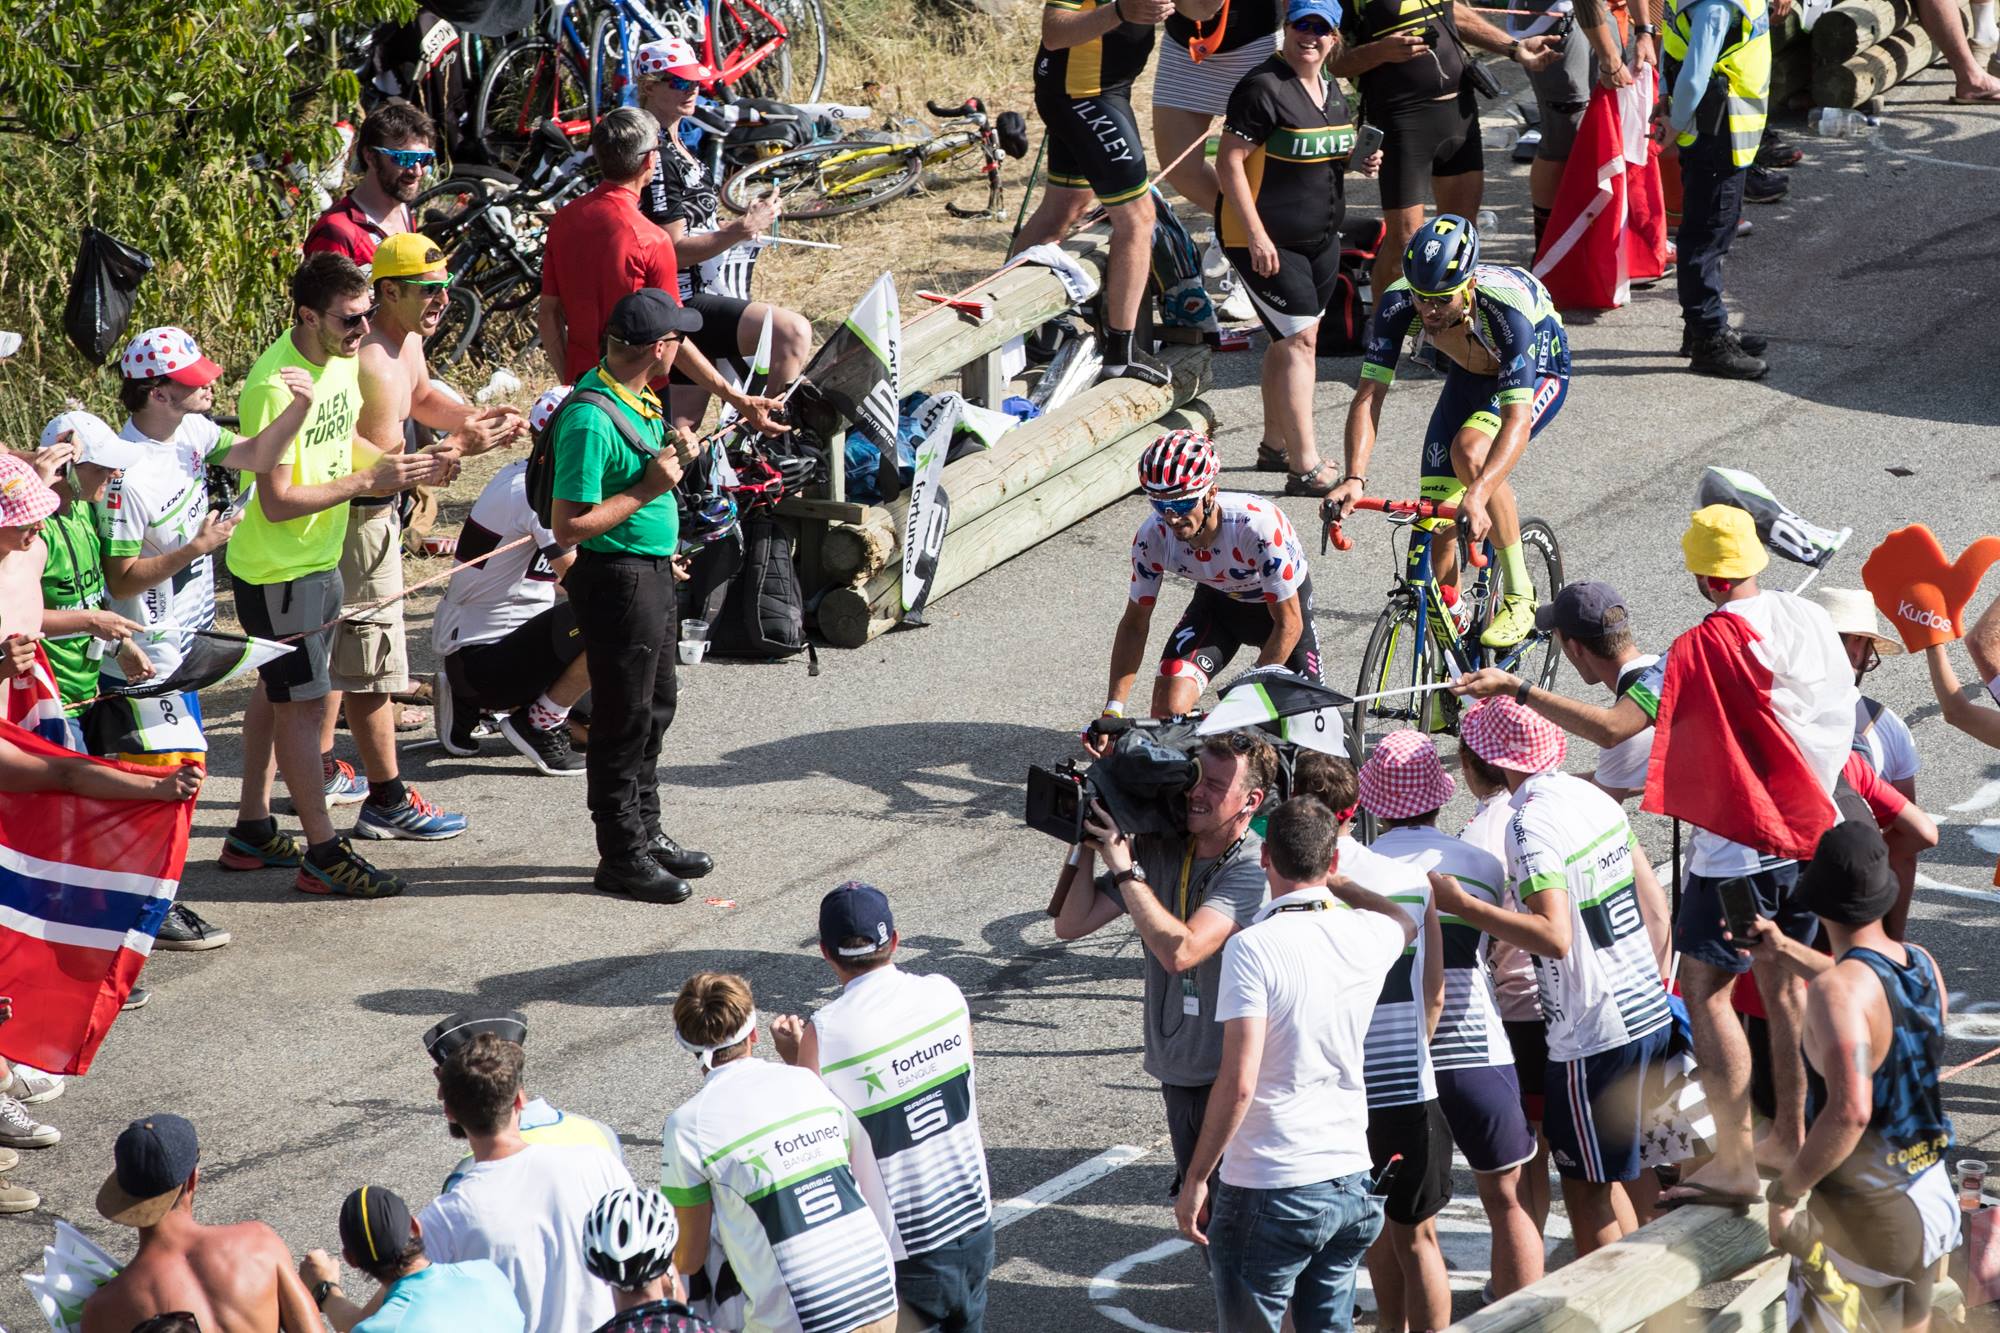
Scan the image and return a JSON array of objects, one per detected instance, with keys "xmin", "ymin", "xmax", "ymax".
[
  {"xmin": 1290, "ymin": 17, "xmax": 1336, "ymax": 34},
  {"xmin": 1150, "ymin": 494, "xmax": 1205, "ymax": 518},
  {"xmin": 372, "ymin": 146, "xmax": 436, "ymax": 170},
  {"xmin": 1410, "ymin": 281, "xmax": 1472, "ymax": 305},
  {"xmin": 325, "ymin": 304, "xmax": 378, "ymax": 330}
]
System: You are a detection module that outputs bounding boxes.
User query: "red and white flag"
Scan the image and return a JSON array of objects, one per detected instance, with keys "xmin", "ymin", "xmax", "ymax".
[
  {"xmin": 1534, "ymin": 69, "xmax": 1671, "ymax": 308},
  {"xmin": 4, "ymin": 642, "xmax": 73, "ymax": 750},
  {"xmin": 0, "ymin": 719, "xmax": 193, "ymax": 1075},
  {"xmin": 1643, "ymin": 593, "xmax": 1858, "ymax": 861}
]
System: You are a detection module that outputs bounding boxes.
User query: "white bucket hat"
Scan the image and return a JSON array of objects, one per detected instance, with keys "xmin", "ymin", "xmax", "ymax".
[{"xmin": 1809, "ymin": 587, "xmax": 1903, "ymax": 657}]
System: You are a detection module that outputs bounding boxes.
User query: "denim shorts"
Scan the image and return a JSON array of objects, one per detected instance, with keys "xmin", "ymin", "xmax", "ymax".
[
  {"xmin": 1207, "ymin": 1171, "xmax": 1385, "ymax": 1333},
  {"xmin": 895, "ymin": 1220, "xmax": 993, "ymax": 1333}
]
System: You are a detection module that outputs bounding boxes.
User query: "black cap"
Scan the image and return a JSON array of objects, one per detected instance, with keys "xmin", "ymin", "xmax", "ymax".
[
  {"xmin": 605, "ymin": 288, "xmax": 703, "ymax": 345},
  {"xmin": 1798, "ymin": 820, "xmax": 1899, "ymax": 926},
  {"xmin": 339, "ymin": 1185, "xmax": 416, "ymax": 1268},
  {"xmin": 423, "ymin": 1007, "xmax": 527, "ymax": 1066},
  {"xmin": 97, "ymin": 1113, "xmax": 200, "ymax": 1227},
  {"xmin": 819, "ymin": 881, "xmax": 895, "ymax": 958},
  {"xmin": 1534, "ymin": 581, "xmax": 1630, "ymax": 638}
]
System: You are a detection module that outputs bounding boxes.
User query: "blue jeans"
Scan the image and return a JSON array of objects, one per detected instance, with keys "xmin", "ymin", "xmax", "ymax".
[{"xmin": 1207, "ymin": 1172, "xmax": 1385, "ymax": 1333}]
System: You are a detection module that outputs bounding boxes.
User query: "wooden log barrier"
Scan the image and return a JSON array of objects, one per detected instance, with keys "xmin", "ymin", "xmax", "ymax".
[
  {"xmin": 1811, "ymin": 0, "xmax": 1917, "ymax": 61},
  {"xmin": 1813, "ymin": 20, "xmax": 1938, "ymax": 108},
  {"xmin": 821, "ymin": 515, "xmax": 899, "ymax": 585}
]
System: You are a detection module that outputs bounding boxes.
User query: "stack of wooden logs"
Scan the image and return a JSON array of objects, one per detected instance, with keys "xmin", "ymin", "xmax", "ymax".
[{"xmin": 1805, "ymin": 0, "xmax": 1971, "ymax": 108}]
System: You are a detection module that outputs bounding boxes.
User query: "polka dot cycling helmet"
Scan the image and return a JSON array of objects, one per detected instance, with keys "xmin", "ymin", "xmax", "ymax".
[
  {"xmin": 1137, "ymin": 428, "xmax": 1220, "ymax": 500},
  {"xmin": 1403, "ymin": 214, "xmax": 1481, "ymax": 297},
  {"xmin": 582, "ymin": 1186, "xmax": 680, "ymax": 1291}
]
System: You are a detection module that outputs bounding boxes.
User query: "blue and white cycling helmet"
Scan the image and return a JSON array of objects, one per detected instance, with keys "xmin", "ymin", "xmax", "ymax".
[{"xmin": 1403, "ymin": 215, "xmax": 1481, "ymax": 297}]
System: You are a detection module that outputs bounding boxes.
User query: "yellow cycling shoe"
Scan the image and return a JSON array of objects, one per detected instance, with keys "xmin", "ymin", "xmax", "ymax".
[{"xmin": 1480, "ymin": 593, "xmax": 1539, "ymax": 650}]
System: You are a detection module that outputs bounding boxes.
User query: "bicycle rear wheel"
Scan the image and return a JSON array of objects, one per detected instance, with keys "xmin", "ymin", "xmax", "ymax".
[
  {"xmin": 410, "ymin": 169, "xmax": 521, "ymax": 244},
  {"xmin": 473, "ymin": 38, "xmax": 590, "ymax": 173},
  {"xmin": 426, "ymin": 286, "xmax": 484, "ymax": 368},
  {"xmin": 587, "ymin": 13, "xmax": 634, "ymax": 122},
  {"xmin": 720, "ymin": 141, "xmax": 921, "ymax": 219},
  {"xmin": 1486, "ymin": 517, "xmax": 1566, "ymax": 689},
  {"xmin": 714, "ymin": 0, "xmax": 827, "ymax": 102}
]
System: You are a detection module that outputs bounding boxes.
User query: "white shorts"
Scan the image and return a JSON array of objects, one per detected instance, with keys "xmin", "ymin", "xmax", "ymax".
[{"xmin": 1151, "ymin": 35, "xmax": 1281, "ymax": 118}]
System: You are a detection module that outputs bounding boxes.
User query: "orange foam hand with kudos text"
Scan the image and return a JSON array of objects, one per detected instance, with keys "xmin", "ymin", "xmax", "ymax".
[{"xmin": 1861, "ymin": 525, "xmax": 2000, "ymax": 652}]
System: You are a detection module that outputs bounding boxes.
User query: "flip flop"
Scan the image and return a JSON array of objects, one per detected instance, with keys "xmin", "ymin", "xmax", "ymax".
[{"xmin": 1654, "ymin": 1183, "xmax": 1762, "ymax": 1212}]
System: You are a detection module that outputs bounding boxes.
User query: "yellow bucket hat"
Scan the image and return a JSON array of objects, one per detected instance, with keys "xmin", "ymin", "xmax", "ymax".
[{"xmin": 1682, "ymin": 503, "xmax": 1769, "ymax": 579}]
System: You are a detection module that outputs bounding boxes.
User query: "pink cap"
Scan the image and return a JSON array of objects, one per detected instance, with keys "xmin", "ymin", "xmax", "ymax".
[
  {"xmin": 636, "ymin": 37, "xmax": 717, "ymax": 85},
  {"xmin": 121, "ymin": 327, "xmax": 222, "ymax": 387},
  {"xmin": 1460, "ymin": 697, "xmax": 1567, "ymax": 775},
  {"xmin": 0, "ymin": 455, "xmax": 59, "ymax": 529},
  {"xmin": 1357, "ymin": 729, "xmax": 1457, "ymax": 820}
]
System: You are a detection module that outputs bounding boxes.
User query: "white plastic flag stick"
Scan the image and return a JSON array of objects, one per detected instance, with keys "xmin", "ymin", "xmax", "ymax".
[
  {"xmin": 1792, "ymin": 526, "xmax": 1853, "ymax": 596},
  {"xmin": 1348, "ymin": 680, "xmax": 1457, "ymax": 706}
]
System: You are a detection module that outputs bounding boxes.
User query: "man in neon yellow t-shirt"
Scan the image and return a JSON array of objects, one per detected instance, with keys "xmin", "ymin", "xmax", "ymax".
[{"xmin": 224, "ymin": 252, "xmax": 440, "ymax": 901}]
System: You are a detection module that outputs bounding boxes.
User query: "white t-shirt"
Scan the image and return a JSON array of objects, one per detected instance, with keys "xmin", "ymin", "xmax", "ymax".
[
  {"xmin": 1592, "ymin": 655, "xmax": 1663, "ymax": 794},
  {"xmin": 105, "ymin": 414, "xmax": 236, "ymax": 679},
  {"xmin": 1371, "ymin": 824, "xmax": 1512, "ymax": 1070},
  {"xmin": 1339, "ymin": 835, "xmax": 1437, "ymax": 1108},
  {"xmin": 416, "ymin": 1142, "xmax": 634, "ymax": 1333},
  {"xmin": 1463, "ymin": 793, "xmax": 1541, "ymax": 1024},
  {"xmin": 1505, "ymin": 772, "xmax": 1672, "ymax": 1062},
  {"xmin": 811, "ymin": 966, "xmax": 991, "ymax": 1257},
  {"xmin": 662, "ymin": 1059, "xmax": 900, "ymax": 1333},
  {"xmin": 1215, "ymin": 886, "xmax": 1407, "ymax": 1189},
  {"xmin": 1854, "ymin": 696, "xmax": 1919, "ymax": 786},
  {"xmin": 433, "ymin": 461, "xmax": 567, "ymax": 654}
]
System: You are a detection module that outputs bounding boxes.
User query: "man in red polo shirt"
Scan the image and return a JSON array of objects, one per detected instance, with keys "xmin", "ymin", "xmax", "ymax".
[
  {"xmin": 304, "ymin": 102, "xmax": 436, "ymax": 266},
  {"xmin": 537, "ymin": 108, "xmax": 785, "ymax": 433}
]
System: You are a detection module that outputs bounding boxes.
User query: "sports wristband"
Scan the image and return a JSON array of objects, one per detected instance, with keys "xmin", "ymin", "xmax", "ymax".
[
  {"xmin": 1342, "ymin": 474, "xmax": 1367, "ymax": 487},
  {"xmin": 1515, "ymin": 678, "xmax": 1533, "ymax": 703}
]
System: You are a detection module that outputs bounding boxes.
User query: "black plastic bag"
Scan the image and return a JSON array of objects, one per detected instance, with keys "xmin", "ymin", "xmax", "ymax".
[{"xmin": 63, "ymin": 228, "xmax": 153, "ymax": 365}]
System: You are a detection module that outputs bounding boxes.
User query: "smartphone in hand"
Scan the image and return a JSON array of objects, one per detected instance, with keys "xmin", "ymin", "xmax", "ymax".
[{"xmin": 1718, "ymin": 878, "xmax": 1762, "ymax": 947}]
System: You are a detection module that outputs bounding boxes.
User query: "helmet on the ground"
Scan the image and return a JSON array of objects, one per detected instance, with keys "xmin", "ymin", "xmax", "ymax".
[
  {"xmin": 583, "ymin": 1187, "xmax": 680, "ymax": 1290},
  {"xmin": 1137, "ymin": 428, "xmax": 1220, "ymax": 499},
  {"xmin": 1403, "ymin": 215, "xmax": 1481, "ymax": 297}
]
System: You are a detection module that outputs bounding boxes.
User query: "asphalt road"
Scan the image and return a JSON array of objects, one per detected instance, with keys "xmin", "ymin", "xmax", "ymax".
[{"xmin": 6, "ymin": 66, "xmax": 2000, "ymax": 1333}]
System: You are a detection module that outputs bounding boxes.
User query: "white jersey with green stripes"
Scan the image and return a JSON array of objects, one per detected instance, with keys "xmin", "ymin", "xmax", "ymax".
[
  {"xmin": 1339, "ymin": 835, "xmax": 1438, "ymax": 1108},
  {"xmin": 812, "ymin": 965, "xmax": 992, "ymax": 1256},
  {"xmin": 1503, "ymin": 773, "xmax": 1672, "ymax": 1063},
  {"xmin": 1371, "ymin": 824, "xmax": 1512, "ymax": 1070},
  {"xmin": 661, "ymin": 1058, "xmax": 900, "ymax": 1333}
]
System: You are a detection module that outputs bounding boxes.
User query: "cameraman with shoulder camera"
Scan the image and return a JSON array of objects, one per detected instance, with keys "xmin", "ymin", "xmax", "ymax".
[{"xmin": 1053, "ymin": 731, "xmax": 1276, "ymax": 1198}]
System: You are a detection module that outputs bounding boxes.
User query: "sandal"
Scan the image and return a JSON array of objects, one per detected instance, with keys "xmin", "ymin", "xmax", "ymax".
[
  {"xmin": 1284, "ymin": 459, "xmax": 1341, "ymax": 497},
  {"xmin": 1255, "ymin": 442, "xmax": 1289, "ymax": 473}
]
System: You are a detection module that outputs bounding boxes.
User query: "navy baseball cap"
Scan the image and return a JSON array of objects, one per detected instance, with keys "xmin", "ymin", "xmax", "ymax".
[
  {"xmin": 1287, "ymin": 0, "xmax": 1344, "ymax": 25},
  {"xmin": 606, "ymin": 288, "xmax": 703, "ymax": 345},
  {"xmin": 340, "ymin": 1185, "xmax": 417, "ymax": 1268},
  {"xmin": 1534, "ymin": 581, "xmax": 1630, "ymax": 638},
  {"xmin": 423, "ymin": 1007, "xmax": 528, "ymax": 1065},
  {"xmin": 819, "ymin": 882, "xmax": 895, "ymax": 957},
  {"xmin": 98, "ymin": 1113, "xmax": 200, "ymax": 1226}
]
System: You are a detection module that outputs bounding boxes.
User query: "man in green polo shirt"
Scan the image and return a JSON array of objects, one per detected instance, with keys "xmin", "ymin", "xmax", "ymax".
[
  {"xmin": 549, "ymin": 288, "xmax": 716, "ymax": 905},
  {"xmin": 225, "ymin": 251, "xmax": 441, "ymax": 901}
]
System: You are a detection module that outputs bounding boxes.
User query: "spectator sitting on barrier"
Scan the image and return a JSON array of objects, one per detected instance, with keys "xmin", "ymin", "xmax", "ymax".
[
  {"xmin": 1742, "ymin": 821, "xmax": 1960, "ymax": 1333},
  {"xmin": 81, "ymin": 1113, "xmax": 321, "ymax": 1333},
  {"xmin": 298, "ymin": 1184, "xmax": 525, "ymax": 1332},
  {"xmin": 1174, "ymin": 796, "xmax": 1410, "ymax": 1332}
]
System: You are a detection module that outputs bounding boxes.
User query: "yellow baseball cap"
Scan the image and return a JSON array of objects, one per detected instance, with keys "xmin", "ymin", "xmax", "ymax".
[
  {"xmin": 1682, "ymin": 503, "xmax": 1769, "ymax": 579},
  {"xmin": 370, "ymin": 232, "xmax": 450, "ymax": 283}
]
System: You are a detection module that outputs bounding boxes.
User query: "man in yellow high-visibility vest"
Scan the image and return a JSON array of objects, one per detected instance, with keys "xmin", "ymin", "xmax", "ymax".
[{"xmin": 1661, "ymin": 0, "xmax": 1771, "ymax": 380}]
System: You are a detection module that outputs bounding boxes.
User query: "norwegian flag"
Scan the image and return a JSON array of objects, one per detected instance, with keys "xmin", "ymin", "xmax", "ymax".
[
  {"xmin": 0, "ymin": 719, "xmax": 194, "ymax": 1075},
  {"xmin": 5, "ymin": 642, "xmax": 75, "ymax": 750}
]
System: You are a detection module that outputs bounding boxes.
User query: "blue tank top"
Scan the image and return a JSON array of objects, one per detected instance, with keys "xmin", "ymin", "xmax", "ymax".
[{"xmin": 1805, "ymin": 945, "xmax": 1952, "ymax": 1195}]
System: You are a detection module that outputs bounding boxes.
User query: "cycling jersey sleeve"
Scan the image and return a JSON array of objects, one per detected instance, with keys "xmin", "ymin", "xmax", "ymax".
[
  {"xmin": 1222, "ymin": 68, "xmax": 1283, "ymax": 146},
  {"xmin": 1623, "ymin": 658, "xmax": 1666, "ymax": 721},
  {"xmin": 1360, "ymin": 282, "xmax": 1419, "ymax": 385},
  {"xmin": 1487, "ymin": 296, "xmax": 1542, "ymax": 404},
  {"xmin": 1130, "ymin": 515, "xmax": 1167, "ymax": 606}
]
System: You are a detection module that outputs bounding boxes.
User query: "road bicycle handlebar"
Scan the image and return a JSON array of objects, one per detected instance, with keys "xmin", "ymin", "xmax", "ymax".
[
  {"xmin": 927, "ymin": 97, "xmax": 987, "ymax": 121},
  {"xmin": 1319, "ymin": 495, "xmax": 1487, "ymax": 567}
]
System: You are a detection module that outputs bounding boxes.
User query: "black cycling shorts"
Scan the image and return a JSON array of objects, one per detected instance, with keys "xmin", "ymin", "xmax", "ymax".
[
  {"xmin": 1420, "ymin": 365, "xmax": 1568, "ymax": 505},
  {"xmin": 445, "ymin": 602, "xmax": 584, "ymax": 712},
  {"xmin": 667, "ymin": 291, "xmax": 753, "ymax": 387},
  {"xmin": 1160, "ymin": 575, "xmax": 1323, "ymax": 692},
  {"xmin": 1377, "ymin": 91, "xmax": 1483, "ymax": 210},
  {"xmin": 1366, "ymin": 1097, "xmax": 1453, "ymax": 1226},
  {"xmin": 1222, "ymin": 241, "xmax": 1339, "ymax": 341},
  {"xmin": 1036, "ymin": 88, "xmax": 1151, "ymax": 206}
]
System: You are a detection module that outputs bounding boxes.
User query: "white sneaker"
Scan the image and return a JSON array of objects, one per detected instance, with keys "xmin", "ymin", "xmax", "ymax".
[
  {"xmin": 1201, "ymin": 238, "xmax": 1230, "ymax": 285},
  {"xmin": 0, "ymin": 1096, "xmax": 58, "ymax": 1148},
  {"xmin": 1217, "ymin": 285, "xmax": 1257, "ymax": 324},
  {"xmin": 3, "ymin": 1066, "xmax": 62, "ymax": 1105}
]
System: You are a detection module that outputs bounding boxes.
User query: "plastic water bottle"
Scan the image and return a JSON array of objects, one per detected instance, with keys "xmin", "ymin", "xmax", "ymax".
[
  {"xmin": 475, "ymin": 369, "xmax": 521, "ymax": 404},
  {"xmin": 1475, "ymin": 208, "xmax": 1500, "ymax": 234},
  {"xmin": 1809, "ymin": 107, "xmax": 1876, "ymax": 137}
]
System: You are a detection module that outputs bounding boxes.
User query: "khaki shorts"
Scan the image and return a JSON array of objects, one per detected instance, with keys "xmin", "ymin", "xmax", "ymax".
[{"xmin": 330, "ymin": 505, "xmax": 409, "ymax": 694}]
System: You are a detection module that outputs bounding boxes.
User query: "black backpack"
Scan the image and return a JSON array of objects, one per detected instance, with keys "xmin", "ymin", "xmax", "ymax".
[
  {"xmin": 524, "ymin": 388, "xmax": 655, "ymax": 529},
  {"xmin": 687, "ymin": 515, "xmax": 817, "ymax": 670},
  {"xmin": 1318, "ymin": 216, "xmax": 1387, "ymax": 358}
]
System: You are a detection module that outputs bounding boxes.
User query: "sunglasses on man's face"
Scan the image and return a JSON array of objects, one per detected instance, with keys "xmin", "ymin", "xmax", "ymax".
[
  {"xmin": 326, "ymin": 305, "xmax": 378, "ymax": 331},
  {"xmin": 1150, "ymin": 494, "xmax": 1204, "ymax": 519},
  {"xmin": 1290, "ymin": 17, "xmax": 1335, "ymax": 35},
  {"xmin": 374, "ymin": 146, "xmax": 436, "ymax": 171}
]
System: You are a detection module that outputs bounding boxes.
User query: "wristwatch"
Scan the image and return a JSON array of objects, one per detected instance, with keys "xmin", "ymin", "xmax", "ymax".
[
  {"xmin": 1635, "ymin": 22, "xmax": 1660, "ymax": 34},
  {"xmin": 1514, "ymin": 677, "xmax": 1534, "ymax": 703},
  {"xmin": 1765, "ymin": 1176, "xmax": 1804, "ymax": 1210},
  {"xmin": 311, "ymin": 1279, "xmax": 339, "ymax": 1310},
  {"xmin": 1506, "ymin": 39, "xmax": 1523, "ymax": 60},
  {"xmin": 1114, "ymin": 865, "xmax": 1149, "ymax": 886}
]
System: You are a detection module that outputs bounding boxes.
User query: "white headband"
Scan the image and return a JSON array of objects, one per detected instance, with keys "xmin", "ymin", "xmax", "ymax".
[{"xmin": 675, "ymin": 1010, "xmax": 759, "ymax": 1070}]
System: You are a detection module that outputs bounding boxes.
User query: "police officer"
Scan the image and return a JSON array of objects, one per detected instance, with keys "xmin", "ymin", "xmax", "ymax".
[
  {"xmin": 548, "ymin": 289, "xmax": 716, "ymax": 903},
  {"xmin": 1660, "ymin": 0, "xmax": 1772, "ymax": 379}
]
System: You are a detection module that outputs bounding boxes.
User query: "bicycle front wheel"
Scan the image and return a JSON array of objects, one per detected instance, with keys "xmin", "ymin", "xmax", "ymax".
[
  {"xmin": 1491, "ymin": 517, "xmax": 1566, "ymax": 690},
  {"xmin": 1350, "ymin": 596, "xmax": 1456, "ymax": 809},
  {"xmin": 721, "ymin": 141, "xmax": 921, "ymax": 219},
  {"xmin": 714, "ymin": 0, "xmax": 827, "ymax": 102},
  {"xmin": 587, "ymin": 13, "xmax": 633, "ymax": 122}
]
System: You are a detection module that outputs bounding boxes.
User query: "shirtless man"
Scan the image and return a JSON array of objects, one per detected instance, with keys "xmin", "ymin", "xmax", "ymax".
[
  {"xmin": 317, "ymin": 231, "xmax": 522, "ymax": 843},
  {"xmin": 84, "ymin": 1113, "xmax": 320, "ymax": 1333}
]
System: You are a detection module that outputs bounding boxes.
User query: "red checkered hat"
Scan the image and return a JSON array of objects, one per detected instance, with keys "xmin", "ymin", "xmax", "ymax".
[
  {"xmin": 1357, "ymin": 729, "xmax": 1456, "ymax": 820},
  {"xmin": 636, "ymin": 37, "xmax": 717, "ymax": 85},
  {"xmin": 0, "ymin": 454, "xmax": 59, "ymax": 529},
  {"xmin": 1460, "ymin": 697, "xmax": 1566, "ymax": 774},
  {"xmin": 120, "ymin": 326, "xmax": 222, "ymax": 387}
]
